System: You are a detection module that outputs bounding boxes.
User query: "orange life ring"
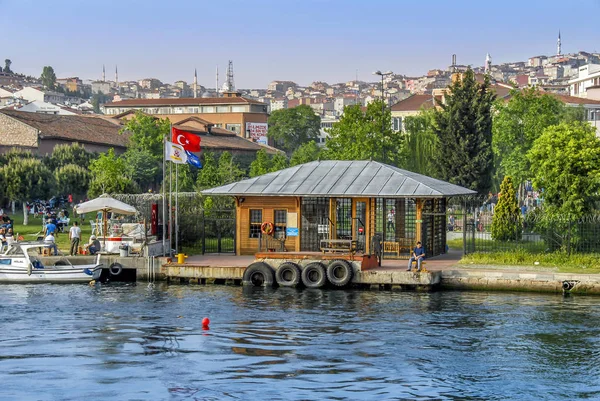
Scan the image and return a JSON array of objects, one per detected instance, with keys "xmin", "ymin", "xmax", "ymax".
[{"xmin": 260, "ymin": 221, "xmax": 274, "ymax": 235}]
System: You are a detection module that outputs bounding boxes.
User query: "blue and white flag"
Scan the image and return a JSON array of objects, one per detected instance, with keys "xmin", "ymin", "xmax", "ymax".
[{"xmin": 185, "ymin": 151, "xmax": 202, "ymax": 168}]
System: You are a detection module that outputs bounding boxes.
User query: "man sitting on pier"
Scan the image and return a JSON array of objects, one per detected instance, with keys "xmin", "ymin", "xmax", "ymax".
[{"xmin": 407, "ymin": 241, "xmax": 425, "ymax": 272}]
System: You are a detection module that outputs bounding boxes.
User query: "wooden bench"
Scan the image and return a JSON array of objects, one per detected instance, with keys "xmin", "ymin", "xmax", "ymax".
[
  {"xmin": 320, "ymin": 239, "xmax": 357, "ymax": 254},
  {"xmin": 383, "ymin": 241, "xmax": 400, "ymax": 257},
  {"xmin": 383, "ymin": 239, "xmax": 414, "ymax": 257}
]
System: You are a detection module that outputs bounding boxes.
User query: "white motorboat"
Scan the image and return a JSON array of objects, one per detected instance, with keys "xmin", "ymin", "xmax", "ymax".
[{"xmin": 0, "ymin": 242, "xmax": 103, "ymax": 283}]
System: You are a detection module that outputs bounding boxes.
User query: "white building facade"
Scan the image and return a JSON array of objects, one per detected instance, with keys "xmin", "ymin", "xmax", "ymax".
[{"xmin": 569, "ymin": 64, "xmax": 600, "ymax": 99}]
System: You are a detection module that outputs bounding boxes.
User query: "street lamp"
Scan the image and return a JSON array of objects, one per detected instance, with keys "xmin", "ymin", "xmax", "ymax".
[{"xmin": 373, "ymin": 70, "xmax": 393, "ymax": 163}]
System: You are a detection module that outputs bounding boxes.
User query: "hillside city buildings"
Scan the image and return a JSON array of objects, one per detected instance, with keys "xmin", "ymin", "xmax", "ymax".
[{"xmin": 1, "ymin": 33, "xmax": 600, "ymax": 154}]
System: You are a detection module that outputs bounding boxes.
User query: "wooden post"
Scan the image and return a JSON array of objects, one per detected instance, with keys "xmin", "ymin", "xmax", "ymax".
[
  {"xmin": 296, "ymin": 197, "xmax": 301, "ymax": 252},
  {"xmin": 235, "ymin": 197, "xmax": 242, "ymax": 256},
  {"xmin": 415, "ymin": 198, "xmax": 423, "ymax": 244}
]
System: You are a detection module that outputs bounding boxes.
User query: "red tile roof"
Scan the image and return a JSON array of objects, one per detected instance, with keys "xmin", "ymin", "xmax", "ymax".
[
  {"xmin": 104, "ymin": 96, "xmax": 265, "ymax": 107},
  {"xmin": 549, "ymin": 94, "xmax": 600, "ymax": 105},
  {"xmin": 490, "ymin": 84, "xmax": 513, "ymax": 99},
  {"xmin": 390, "ymin": 94, "xmax": 435, "ymax": 112},
  {"xmin": 0, "ymin": 110, "xmax": 129, "ymax": 148}
]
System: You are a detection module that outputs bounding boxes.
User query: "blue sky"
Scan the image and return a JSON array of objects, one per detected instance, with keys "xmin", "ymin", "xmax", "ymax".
[{"xmin": 1, "ymin": 0, "xmax": 599, "ymax": 88}]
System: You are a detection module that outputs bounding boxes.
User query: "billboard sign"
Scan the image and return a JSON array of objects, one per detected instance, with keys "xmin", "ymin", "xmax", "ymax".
[{"xmin": 246, "ymin": 122, "xmax": 268, "ymax": 145}]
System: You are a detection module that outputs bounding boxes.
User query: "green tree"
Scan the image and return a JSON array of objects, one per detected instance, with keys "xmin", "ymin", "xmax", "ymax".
[
  {"xmin": 88, "ymin": 149, "xmax": 135, "ymax": 197},
  {"xmin": 403, "ymin": 110, "xmax": 439, "ymax": 176},
  {"xmin": 1, "ymin": 158, "xmax": 55, "ymax": 225},
  {"xmin": 4, "ymin": 59, "xmax": 12, "ymax": 73},
  {"xmin": 269, "ymin": 153, "xmax": 289, "ymax": 172},
  {"xmin": 91, "ymin": 91, "xmax": 110, "ymax": 114},
  {"xmin": 173, "ymin": 163, "xmax": 196, "ymax": 192},
  {"xmin": 249, "ymin": 149, "xmax": 272, "ymax": 177},
  {"xmin": 324, "ymin": 100, "xmax": 403, "ymax": 165},
  {"xmin": 121, "ymin": 111, "xmax": 170, "ymax": 160},
  {"xmin": 40, "ymin": 66, "xmax": 57, "ymax": 90},
  {"xmin": 48, "ymin": 143, "xmax": 94, "ymax": 170},
  {"xmin": 528, "ymin": 122, "xmax": 600, "ymax": 218},
  {"xmin": 217, "ymin": 151, "xmax": 244, "ymax": 184},
  {"xmin": 290, "ymin": 140, "xmax": 321, "ymax": 166},
  {"xmin": 196, "ymin": 153, "xmax": 221, "ymax": 190},
  {"xmin": 267, "ymin": 104, "xmax": 321, "ymax": 153},
  {"xmin": 492, "ymin": 88, "xmax": 565, "ymax": 187},
  {"xmin": 491, "ymin": 176, "xmax": 522, "ymax": 241},
  {"xmin": 55, "ymin": 164, "xmax": 90, "ymax": 197},
  {"xmin": 123, "ymin": 148, "xmax": 161, "ymax": 191},
  {"xmin": 0, "ymin": 148, "xmax": 34, "ymax": 165},
  {"xmin": 433, "ymin": 68, "xmax": 495, "ymax": 194}
]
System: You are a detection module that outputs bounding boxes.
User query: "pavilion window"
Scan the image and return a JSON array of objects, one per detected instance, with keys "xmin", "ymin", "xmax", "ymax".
[
  {"xmin": 249, "ymin": 209, "xmax": 262, "ymax": 238},
  {"xmin": 274, "ymin": 210, "xmax": 287, "ymax": 239}
]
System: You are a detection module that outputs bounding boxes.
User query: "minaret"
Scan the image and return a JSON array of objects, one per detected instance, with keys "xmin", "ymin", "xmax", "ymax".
[
  {"xmin": 485, "ymin": 53, "xmax": 492, "ymax": 74},
  {"xmin": 193, "ymin": 68, "xmax": 198, "ymax": 98},
  {"xmin": 115, "ymin": 65, "xmax": 119, "ymax": 87},
  {"xmin": 102, "ymin": 65, "xmax": 105, "ymax": 82},
  {"xmin": 215, "ymin": 66, "xmax": 219, "ymax": 97},
  {"xmin": 557, "ymin": 30, "xmax": 562, "ymax": 56}
]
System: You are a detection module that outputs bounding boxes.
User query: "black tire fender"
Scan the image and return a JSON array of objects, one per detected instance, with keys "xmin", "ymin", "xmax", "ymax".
[
  {"xmin": 275, "ymin": 262, "xmax": 302, "ymax": 287},
  {"xmin": 243, "ymin": 262, "xmax": 275, "ymax": 287},
  {"xmin": 109, "ymin": 262, "xmax": 123, "ymax": 276},
  {"xmin": 326, "ymin": 260, "xmax": 353, "ymax": 287},
  {"xmin": 301, "ymin": 262, "xmax": 327, "ymax": 289}
]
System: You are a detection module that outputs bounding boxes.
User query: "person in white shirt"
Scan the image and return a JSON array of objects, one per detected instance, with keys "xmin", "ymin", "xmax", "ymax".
[
  {"xmin": 5, "ymin": 228, "xmax": 14, "ymax": 245},
  {"xmin": 69, "ymin": 221, "xmax": 82, "ymax": 256},
  {"xmin": 44, "ymin": 233, "xmax": 58, "ymax": 256}
]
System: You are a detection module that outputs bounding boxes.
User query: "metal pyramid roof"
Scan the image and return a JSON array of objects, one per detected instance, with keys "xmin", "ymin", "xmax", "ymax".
[{"xmin": 202, "ymin": 160, "xmax": 476, "ymax": 198}]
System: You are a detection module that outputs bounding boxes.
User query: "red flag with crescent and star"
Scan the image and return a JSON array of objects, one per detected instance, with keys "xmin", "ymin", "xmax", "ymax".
[{"xmin": 172, "ymin": 127, "xmax": 201, "ymax": 152}]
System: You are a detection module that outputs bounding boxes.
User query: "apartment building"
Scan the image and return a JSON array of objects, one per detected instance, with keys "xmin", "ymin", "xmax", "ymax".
[{"xmin": 569, "ymin": 64, "xmax": 600, "ymax": 100}]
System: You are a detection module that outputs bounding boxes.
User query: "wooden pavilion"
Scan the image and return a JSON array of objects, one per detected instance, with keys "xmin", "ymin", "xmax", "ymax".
[{"xmin": 203, "ymin": 160, "xmax": 475, "ymax": 258}]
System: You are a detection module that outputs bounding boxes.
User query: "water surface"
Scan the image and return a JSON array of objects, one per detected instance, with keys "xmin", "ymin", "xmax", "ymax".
[{"xmin": 1, "ymin": 284, "xmax": 599, "ymax": 400}]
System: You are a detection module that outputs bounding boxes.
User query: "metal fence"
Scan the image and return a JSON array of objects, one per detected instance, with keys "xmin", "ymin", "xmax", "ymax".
[
  {"xmin": 448, "ymin": 196, "xmax": 600, "ymax": 255},
  {"xmin": 113, "ymin": 193, "xmax": 236, "ymax": 254}
]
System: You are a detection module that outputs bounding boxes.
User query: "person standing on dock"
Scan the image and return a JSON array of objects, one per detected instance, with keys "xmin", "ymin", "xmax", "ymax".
[
  {"xmin": 69, "ymin": 221, "xmax": 81, "ymax": 256},
  {"xmin": 407, "ymin": 241, "xmax": 425, "ymax": 272}
]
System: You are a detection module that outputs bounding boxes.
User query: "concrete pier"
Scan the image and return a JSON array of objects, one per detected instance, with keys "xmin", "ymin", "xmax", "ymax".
[{"xmin": 42, "ymin": 253, "xmax": 600, "ymax": 295}]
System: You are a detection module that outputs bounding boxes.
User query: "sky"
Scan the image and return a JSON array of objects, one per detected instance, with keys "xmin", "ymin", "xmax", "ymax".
[{"xmin": 1, "ymin": 0, "xmax": 599, "ymax": 88}]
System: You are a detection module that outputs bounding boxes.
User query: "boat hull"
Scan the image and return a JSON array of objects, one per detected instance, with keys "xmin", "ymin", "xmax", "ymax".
[{"xmin": 0, "ymin": 264, "xmax": 103, "ymax": 283}]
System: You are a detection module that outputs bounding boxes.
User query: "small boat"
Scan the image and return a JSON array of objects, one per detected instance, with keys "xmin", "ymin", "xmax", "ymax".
[{"xmin": 0, "ymin": 241, "xmax": 103, "ymax": 283}]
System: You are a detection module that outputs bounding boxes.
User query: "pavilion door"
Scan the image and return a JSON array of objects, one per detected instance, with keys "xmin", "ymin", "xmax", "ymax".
[{"xmin": 352, "ymin": 198, "xmax": 369, "ymax": 252}]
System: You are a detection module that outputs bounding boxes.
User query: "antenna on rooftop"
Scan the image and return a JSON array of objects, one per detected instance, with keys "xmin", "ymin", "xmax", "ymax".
[{"xmin": 225, "ymin": 60, "xmax": 235, "ymax": 92}]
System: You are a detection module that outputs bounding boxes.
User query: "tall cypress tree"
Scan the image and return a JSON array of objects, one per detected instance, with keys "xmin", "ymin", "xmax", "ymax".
[{"xmin": 433, "ymin": 68, "xmax": 495, "ymax": 194}]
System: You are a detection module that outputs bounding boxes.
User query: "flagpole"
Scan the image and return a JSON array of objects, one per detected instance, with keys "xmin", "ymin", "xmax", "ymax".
[
  {"xmin": 175, "ymin": 163, "xmax": 179, "ymax": 254},
  {"xmin": 169, "ymin": 126, "xmax": 173, "ymax": 257},
  {"xmin": 162, "ymin": 131, "xmax": 166, "ymax": 256}
]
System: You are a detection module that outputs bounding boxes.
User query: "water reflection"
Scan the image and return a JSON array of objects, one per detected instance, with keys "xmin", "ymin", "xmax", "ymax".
[{"xmin": 1, "ymin": 284, "xmax": 600, "ymax": 400}]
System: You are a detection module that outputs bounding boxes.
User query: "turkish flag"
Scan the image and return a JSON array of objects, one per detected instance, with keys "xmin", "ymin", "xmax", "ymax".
[{"xmin": 172, "ymin": 127, "xmax": 201, "ymax": 152}]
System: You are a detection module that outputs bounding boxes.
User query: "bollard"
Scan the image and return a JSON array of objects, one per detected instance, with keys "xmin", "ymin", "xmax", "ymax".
[{"xmin": 177, "ymin": 253, "xmax": 188, "ymax": 264}]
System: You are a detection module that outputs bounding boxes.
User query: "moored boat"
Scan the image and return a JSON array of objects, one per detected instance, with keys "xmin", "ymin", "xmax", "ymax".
[{"xmin": 0, "ymin": 242, "xmax": 103, "ymax": 283}]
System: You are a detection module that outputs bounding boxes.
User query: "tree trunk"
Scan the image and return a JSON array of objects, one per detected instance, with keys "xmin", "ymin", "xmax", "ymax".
[
  {"xmin": 23, "ymin": 202, "xmax": 29, "ymax": 226},
  {"xmin": 11, "ymin": 200, "xmax": 15, "ymax": 214}
]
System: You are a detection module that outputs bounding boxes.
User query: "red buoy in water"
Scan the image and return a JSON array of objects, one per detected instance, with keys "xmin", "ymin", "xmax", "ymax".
[{"xmin": 202, "ymin": 317, "xmax": 210, "ymax": 327}]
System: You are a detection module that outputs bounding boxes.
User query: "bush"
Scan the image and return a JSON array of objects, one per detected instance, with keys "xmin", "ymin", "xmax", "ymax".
[{"xmin": 491, "ymin": 176, "xmax": 522, "ymax": 241}]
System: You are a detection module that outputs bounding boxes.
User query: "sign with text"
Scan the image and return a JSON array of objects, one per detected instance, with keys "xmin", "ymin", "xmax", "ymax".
[
  {"xmin": 286, "ymin": 227, "xmax": 299, "ymax": 237},
  {"xmin": 246, "ymin": 122, "xmax": 268, "ymax": 145}
]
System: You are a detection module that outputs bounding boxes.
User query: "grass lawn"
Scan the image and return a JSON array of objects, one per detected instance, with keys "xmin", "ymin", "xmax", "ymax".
[
  {"xmin": 8, "ymin": 211, "xmax": 93, "ymax": 254},
  {"xmin": 448, "ymin": 237, "xmax": 600, "ymax": 273}
]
